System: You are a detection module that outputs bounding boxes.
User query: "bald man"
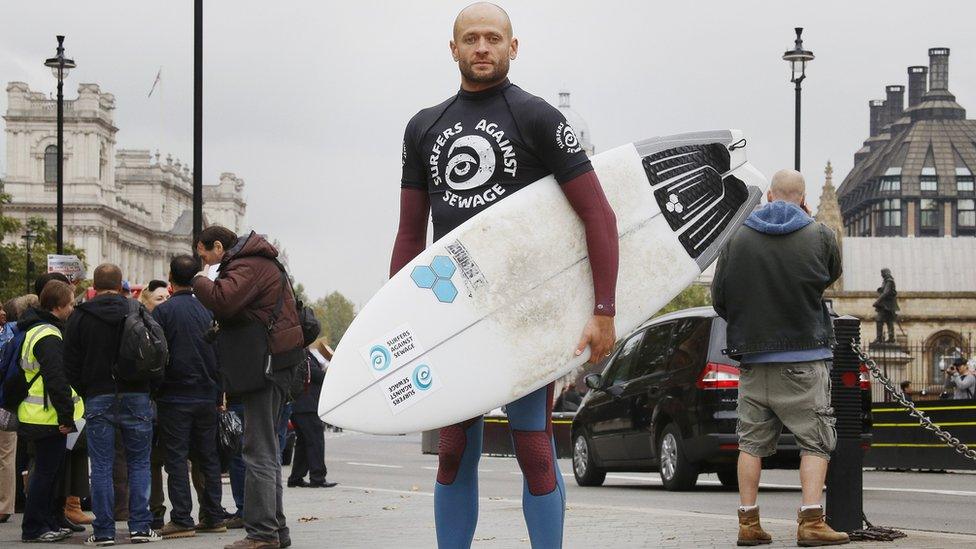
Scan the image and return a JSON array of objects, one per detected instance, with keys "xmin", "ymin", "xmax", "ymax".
[
  {"xmin": 392, "ymin": 3, "xmax": 618, "ymax": 548},
  {"xmin": 712, "ymin": 170, "xmax": 848, "ymax": 547}
]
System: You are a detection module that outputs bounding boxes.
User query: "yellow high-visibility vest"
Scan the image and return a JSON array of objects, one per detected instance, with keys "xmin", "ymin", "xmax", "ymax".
[{"xmin": 17, "ymin": 323, "xmax": 84, "ymax": 426}]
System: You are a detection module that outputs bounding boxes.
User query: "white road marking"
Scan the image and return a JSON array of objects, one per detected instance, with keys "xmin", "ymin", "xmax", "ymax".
[
  {"xmin": 603, "ymin": 474, "xmax": 976, "ymax": 498},
  {"xmin": 346, "ymin": 462, "xmax": 403, "ymax": 469}
]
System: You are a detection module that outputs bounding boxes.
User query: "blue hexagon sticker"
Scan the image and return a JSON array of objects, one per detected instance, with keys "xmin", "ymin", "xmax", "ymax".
[
  {"xmin": 430, "ymin": 255, "xmax": 456, "ymax": 279},
  {"xmin": 432, "ymin": 279, "xmax": 458, "ymax": 303},
  {"xmin": 410, "ymin": 265, "xmax": 436, "ymax": 289}
]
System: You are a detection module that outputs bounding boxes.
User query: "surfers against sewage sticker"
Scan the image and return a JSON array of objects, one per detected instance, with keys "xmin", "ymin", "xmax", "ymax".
[
  {"xmin": 361, "ymin": 324, "xmax": 425, "ymax": 380},
  {"xmin": 382, "ymin": 363, "xmax": 441, "ymax": 414}
]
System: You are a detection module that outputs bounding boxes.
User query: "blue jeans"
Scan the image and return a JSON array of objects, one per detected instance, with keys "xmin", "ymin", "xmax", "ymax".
[{"xmin": 85, "ymin": 393, "xmax": 155, "ymax": 539}]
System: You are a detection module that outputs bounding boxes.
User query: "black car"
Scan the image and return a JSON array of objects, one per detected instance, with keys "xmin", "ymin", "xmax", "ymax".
[{"xmin": 571, "ymin": 306, "xmax": 872, "ymax": 491}]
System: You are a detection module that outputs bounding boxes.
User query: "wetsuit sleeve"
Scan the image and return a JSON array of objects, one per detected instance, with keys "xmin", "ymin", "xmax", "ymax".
[
  {"xmin": 401, "ymin": 117, "xmax": 428, "ymax": 190},
  {"xmin": 389, "ymin": 187, "xmax": 431, "ymax": 277},
  {"xmin": 526, "ymin": 99, "xmax": 593, "ymax": 183},
  {"xmin": 560, "ymin": 171, "xmax": 618, "ymax": 316},
  {"xmin": 34, "ymin": 333, "xmax": 75, "ymax": 428}
]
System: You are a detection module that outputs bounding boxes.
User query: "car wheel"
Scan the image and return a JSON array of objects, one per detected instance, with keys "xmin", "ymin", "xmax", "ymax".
[
  {"xmin": 658, "ymin": 424, "xmax": 698, "ymax": 491},
  {"xmin": 716, "ymin": 469, "xmax": 738, "ymax": 490},
  {"xmin": 572, "ymin": 433, "xmax": 606, "ymax": 487}
]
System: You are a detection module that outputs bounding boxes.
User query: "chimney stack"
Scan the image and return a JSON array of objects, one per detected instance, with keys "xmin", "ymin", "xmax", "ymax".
[
  {"xmin": 908, "ymin": 66, "xmax": 928, "ymax": 107},
  {"xmin": 929, "ymin": 47, "xmax": 950, "ymax": 91},
  {"xmin": 869, "ymin": 99, "xmax": 886, "ymax": 136},
  {"xmin": 885, "ymin": 85, "xmax": 905, "ymax": 124}
]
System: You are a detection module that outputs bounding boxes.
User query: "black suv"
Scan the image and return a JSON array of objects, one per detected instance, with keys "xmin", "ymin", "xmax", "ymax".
[{"xmin": 571, "ymin": 306, "xmax": 871, "ymax": 491}]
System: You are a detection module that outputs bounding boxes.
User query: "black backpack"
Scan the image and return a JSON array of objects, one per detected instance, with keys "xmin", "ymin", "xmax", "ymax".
[
  {"xmin": 272, "ymin": 260, "xmax": 321, "ymax": 347},
  {"xmin": 114, "ymin": 299, "xmax": 168, "ymax": 383}
]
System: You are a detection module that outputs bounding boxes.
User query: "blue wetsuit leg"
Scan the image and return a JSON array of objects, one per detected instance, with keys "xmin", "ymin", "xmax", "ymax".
[
  {"xmin": 434, "ymin": 417, "xmax": 483, "ymax": 548},
  {"xmin": 506, "ymin": 383, "xmax": 564, "ymax": 549}
]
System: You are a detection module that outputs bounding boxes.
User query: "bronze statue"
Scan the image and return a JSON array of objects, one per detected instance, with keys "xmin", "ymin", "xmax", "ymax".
[{"xmin": 873, "ymin": 268, "xmax": 899, "ymax": 343}]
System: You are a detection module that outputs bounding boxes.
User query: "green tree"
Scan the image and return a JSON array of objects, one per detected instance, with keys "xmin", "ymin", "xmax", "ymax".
[
  {"xmin": 655, "ymin": 284, "xmax": 711, "ymax": 317},
  {"xmin": 311, "ymin": 291, "xmax": 356, "ymax": 346},
  {"xmin": 293, "ymin": 282, "xmax": 310, "ymax": 305},
  {"xmin": 0, "ymin": 214, "xmax": 87, "ymax": 303}
]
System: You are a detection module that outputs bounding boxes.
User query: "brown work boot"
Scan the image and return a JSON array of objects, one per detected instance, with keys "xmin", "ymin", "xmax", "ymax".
[
  {"xmin": 159, "ymin": 521, "xmax": 196, "ymax": 539},
  {"xmin": 797, "ymin": 507, "xmax": 851, "ymax": 546},
  {"xmin": 224, "ymin": 537, "xmax": 280, "ymax": 549},
  {"xmin": 737, "ymin": 506, "xmax": 772, "ymax": 546},
  {"xmin": 64, "ymin": 496, "xmax": 94, "ymax": 525}
]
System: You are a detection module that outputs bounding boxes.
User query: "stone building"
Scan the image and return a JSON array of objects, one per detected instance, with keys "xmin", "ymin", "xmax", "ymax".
[
  {"xmin": 2, "ymin": 81, "xmax": 246, "ymax": 282},
  {"xmin": 837, "ymin": 48, "xmax": 976, "ymax": 238}
]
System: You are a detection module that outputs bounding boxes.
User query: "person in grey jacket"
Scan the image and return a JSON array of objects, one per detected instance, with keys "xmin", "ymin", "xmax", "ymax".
[
  {"xmin": 945, "ymin": 358, "xmax": 975, "ymax": 400},
  {"xmin": 712, "ymin": 169, "xmax": 848, "ymax": 547}
]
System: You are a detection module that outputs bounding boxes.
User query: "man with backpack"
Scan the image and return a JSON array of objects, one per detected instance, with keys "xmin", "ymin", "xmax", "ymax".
[
  {"xmin": 193, "ymin": 226, "xmax": 306, "ymax": 549},
  {"xmin": 64, "ymin": 263, "xmax": 167, "ymax": 546}
]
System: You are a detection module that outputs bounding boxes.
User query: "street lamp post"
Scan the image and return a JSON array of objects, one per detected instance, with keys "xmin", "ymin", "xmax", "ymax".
[
  {"xmin": 783, "ymin": 27, "xmax": 814, "ymax": 171},
  {"xmin": 22, "ymin": 229, "xmax": 36, "ymax": 295},
  {"xmin": 44, "ymin": 35, "xmax": 76, "ymax": 255}
]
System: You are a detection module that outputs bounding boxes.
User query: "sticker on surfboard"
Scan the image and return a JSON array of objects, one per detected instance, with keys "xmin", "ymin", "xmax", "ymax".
[
  {"xmin": 360, "ymin": 324, "xmax": 425, "ymax": 380},
  {"xmin": 383, "ymin": 363, "xmax": 441, "ymax": 414}
]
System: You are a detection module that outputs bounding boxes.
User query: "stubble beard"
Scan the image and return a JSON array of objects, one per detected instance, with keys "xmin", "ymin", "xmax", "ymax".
[{"xmin": 459, "ymin": 55, "xmax": 510, "ymax": 85}]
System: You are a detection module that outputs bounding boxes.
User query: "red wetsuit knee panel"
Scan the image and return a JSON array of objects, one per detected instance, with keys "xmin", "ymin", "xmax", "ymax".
[
  {"xmin": 436, "ymin": 418, "xmax": 479, "ymax": 485},
  {"xmin": 512, "ymin": 430, "xmax": 557, "ymax": 496}
]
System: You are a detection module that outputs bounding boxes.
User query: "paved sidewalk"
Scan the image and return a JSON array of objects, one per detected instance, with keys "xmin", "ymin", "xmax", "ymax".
[{"xmin": 3, "ymin": 482, "xmax": 973, "ymax": 548}]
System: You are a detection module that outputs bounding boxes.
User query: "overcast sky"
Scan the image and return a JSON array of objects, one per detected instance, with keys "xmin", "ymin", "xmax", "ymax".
[{"xmin": 2, "ymin": 1, "xmax": 974, "ymax": 306}]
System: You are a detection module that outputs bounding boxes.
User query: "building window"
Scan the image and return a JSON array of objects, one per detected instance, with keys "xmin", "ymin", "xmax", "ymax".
[
  {"xmin": 44, "ymin": 145, "xmax": 57, "ymax": 183},
  {"xmin": 959, "ymin": 199, "xmax": 976, "ymax": 231},
  {"xmin": 879, "ymin": 176, "xmax": 901, "ymax": 193},
  {"xmin": 881, "ymin": 198, "xmax": 901, "ymax": 229},
  {"xmin": 920, "ymin": 176, "xmax": 938, "ymax": 193},
  {"xmin": 920, "ymin": 199, "xmax": 940, "ymax": 235},
  {"xmin": 959, "ymin": 176, "xmax": 975, "ymax": 193},
  {"xmin": 930, "ymin": 333, "xmax": 965, "ymax": 382}
]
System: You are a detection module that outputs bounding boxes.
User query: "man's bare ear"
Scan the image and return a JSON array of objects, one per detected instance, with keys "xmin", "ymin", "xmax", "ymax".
[
  {"xmin": 509, "ymin": 37, "xmax": 519, "ymax": 59},
  {"xmin": 450, "ymin": 40, "xmax": 458, "ymax": 61}
]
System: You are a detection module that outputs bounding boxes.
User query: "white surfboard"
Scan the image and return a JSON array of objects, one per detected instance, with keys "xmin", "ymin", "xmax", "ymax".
[{"xmin": 320, "ymin": 130, "xmax": 768, "ymax": 435}]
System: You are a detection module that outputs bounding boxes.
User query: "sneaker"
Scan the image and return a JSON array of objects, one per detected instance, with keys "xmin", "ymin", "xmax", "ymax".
[
  {"xmin": 159, "ymin": 522, "xmax": 196, "ymax": 539},
  {"xmin": 130, "ymin": 530, "xmax": 163, "ymax": 544},
  {"xmin": 83, "ymin": 534, "xmax": 116, "ymax": 546},
  {"xmin": 23, "ymin": 530, "xmax": 67, "ymax": 543},
  {"xmin": 196, "ymin": 518, "xmax": 228, "ymax": 533},
  {"xmin": 226, "ymin": 516, "xmax": 245, "ymax": 529}
]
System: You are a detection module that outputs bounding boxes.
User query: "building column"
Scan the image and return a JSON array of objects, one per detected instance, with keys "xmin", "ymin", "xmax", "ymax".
[
  {"xmin": 944, "ymin": 202, "xmax": 954, "ymax": 237},
  {"xmin": 906, "ymin": 200, "xmax": 917, "ymax": 236}
]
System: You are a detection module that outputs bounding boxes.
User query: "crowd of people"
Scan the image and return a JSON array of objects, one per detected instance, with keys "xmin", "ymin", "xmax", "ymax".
[{"xmin": 0, "ymin": 226, "xmax": 333, "ymax": 548}]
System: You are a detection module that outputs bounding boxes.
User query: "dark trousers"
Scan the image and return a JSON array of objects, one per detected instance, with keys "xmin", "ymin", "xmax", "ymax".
[
  {"xmin": 22, "ymin": 434, "xmax": 67, "ymax": 539},
  {"xmin": 288, "ymin": 413, "xmax": 327, "ymax": 484},
  {"xmin": 241, "ymin": 370, "xmax": 290, "ymax": 542},
  {"xmin": 158, "ymin": 401, "xmax": 223, "ymax": 526}
]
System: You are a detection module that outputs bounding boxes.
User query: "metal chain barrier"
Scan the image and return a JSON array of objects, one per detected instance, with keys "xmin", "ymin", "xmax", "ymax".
[
  {"xmin": 852, "ymin": 342, "xmax": 976, "ymax": 461},
  {"xmin": 845, "ymin": 342, "xmax": 976, "ymax": 542}
]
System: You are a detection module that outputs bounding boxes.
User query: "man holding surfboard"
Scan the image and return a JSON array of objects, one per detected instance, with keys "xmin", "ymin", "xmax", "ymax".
[{"xmin": 391, "ymin": 3, "xmax": 619, "ymax": 547}]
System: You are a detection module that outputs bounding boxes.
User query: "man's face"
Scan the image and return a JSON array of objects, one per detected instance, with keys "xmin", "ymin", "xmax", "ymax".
[
  {"xmin": 960, "ymin": 364, "xmax": 970, "ymax": 375},
  {"xmin": 450, "ymin": 9, "xmax": 517, "ymax": 88},
  {"xmin": 52, "ymin": 302, "xmax": 74, "ymax": 322},
  {"xmin": 196, "ymin": 242, "xmax": 224, "ymax": 266}
]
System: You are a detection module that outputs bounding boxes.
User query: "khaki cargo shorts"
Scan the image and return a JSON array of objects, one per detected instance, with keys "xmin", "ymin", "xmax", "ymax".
[{"xmin": 736, "ymin": 360, "xmax": 837, "ymax": 460}]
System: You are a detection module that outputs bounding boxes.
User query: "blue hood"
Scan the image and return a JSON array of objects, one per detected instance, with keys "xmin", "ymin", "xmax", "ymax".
[{"xmin": 744, "ymin": 201, "xmax": 813, "ymax": 235}]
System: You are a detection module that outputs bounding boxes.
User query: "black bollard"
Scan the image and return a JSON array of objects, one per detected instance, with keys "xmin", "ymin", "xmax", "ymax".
[{"xmin": 825, "ymin": 316, "xmax": 864, "ymax": 532}]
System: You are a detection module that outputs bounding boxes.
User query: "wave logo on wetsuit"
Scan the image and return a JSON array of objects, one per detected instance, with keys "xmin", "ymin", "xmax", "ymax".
[
  {"xmin": 445, "ymin": 135, "xmax": 496, "ymax": 191},
  {"xmin": 369, "ymin": 345, "xmax": 392, "ymax": 372},
  {"xmin": 555, "ymin": 122, "xmax": 582, "ymax": 154},
  {"xmin": 412, "ymin": 364, "xmax": 434, "ymax": 391}
]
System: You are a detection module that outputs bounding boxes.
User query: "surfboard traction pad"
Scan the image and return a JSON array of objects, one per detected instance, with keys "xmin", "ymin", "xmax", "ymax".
[{"xmin": 641, "ymin": 143, "xmax": 752, "ymax": 265}]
